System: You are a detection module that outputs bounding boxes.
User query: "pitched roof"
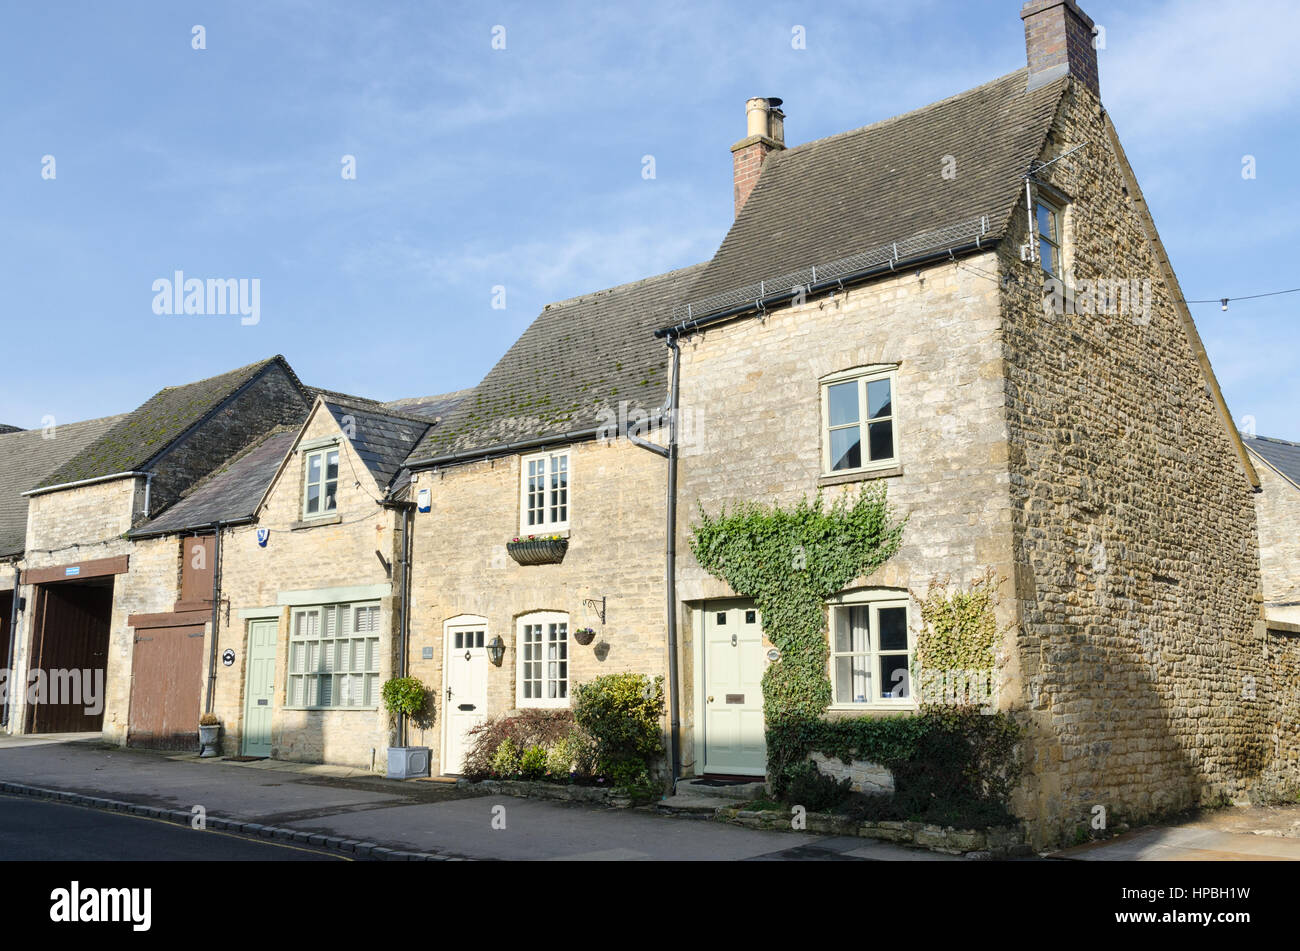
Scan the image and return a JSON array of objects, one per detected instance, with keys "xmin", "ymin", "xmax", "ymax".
[
  {"xmin": 0, "ymin": 425, "xmax": 22, "ymax": 435},
  {"xmin": 408, "ymin": 264, "xmax": 706, "ymax": 462},
  {"xmin": 383, "ymin": 389, "xmax": 472, "ymax": 422},
  {"xmin": 129, "ymin": 429, "xmax": 299, "ymax": 538},
  {"xmin": 322, "ymin": 400, "xmax": 433, "ymax": 491},
  {"xmin": 36, "ymin": 355, "xmax": 303, "ymax": 490},
  {"xmin": 0, "ymin": 414, "xmax": 127, "ymax": 556},
  {"xmin": 1245, "ymin": 435, "xmax": 1300, "ymax": 490},
  {"xmin": 675, "ymin": 69, "xmax": 1067, "ymax": 321}
]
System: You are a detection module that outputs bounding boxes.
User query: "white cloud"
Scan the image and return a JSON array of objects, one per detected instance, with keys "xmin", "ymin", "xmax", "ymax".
[{"xmin": 1103, "ymin": 0, "xmax": 1300, "ymax": 137}]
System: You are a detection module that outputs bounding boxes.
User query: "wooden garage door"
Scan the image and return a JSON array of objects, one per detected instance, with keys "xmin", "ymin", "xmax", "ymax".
[
  {"xmin": 128, "ymin": 623, "xmax": 207, "ymax": 750},
  {"xmin": 26, "ymin": 582, "xmax": 113, "ymax": 733}
]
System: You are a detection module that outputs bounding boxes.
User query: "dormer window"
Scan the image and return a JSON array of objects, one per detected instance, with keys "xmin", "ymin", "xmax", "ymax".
[
  {"xmin": 303, "ymin": 447, "xmax": 339, "ymax": 518},
  {"xmin": 1036, "ymin": 199, "xmax": 1062, "ymax": 276}
]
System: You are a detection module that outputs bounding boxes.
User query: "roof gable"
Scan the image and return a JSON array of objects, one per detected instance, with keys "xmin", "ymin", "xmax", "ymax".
[
  {"xmin": 0, "ymin": 414, "xmax": 127, "ymax": 556},
  {"xmin": 36, "ymin": 355, "xmax": 307, "ymax": 490},
  {"xmin": 129, "ymin": 428, "xmax": 299, "ymax": 537},
  {"xmin": 322, "ymin": 400, "xmax": 432, "ymax": 491}
]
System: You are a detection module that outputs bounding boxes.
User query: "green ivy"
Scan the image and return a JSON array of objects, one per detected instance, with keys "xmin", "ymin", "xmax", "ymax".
[
  {"xmin": 915, "ymin": 569, "xmax": 1002, "ymax": 674},
  {"xmin": 689, "ymin": 486, "xmax": 1023, "ymax": 826},
  {"xmin": 690, "ymin": 485, "xmax": 906, "ymax": 778}
]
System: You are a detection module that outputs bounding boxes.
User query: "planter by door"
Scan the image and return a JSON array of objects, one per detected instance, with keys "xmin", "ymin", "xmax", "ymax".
[
  {"xmin": 198, "ymin": 724, "xmax": 221, "ymax": 757},
  {"xmin": 387, "ymin": 746, "xmax": 431, "ymax": 779},
  {"xmin": 506, "ymin": 538, "xmax": 568, "ymax": 566}
]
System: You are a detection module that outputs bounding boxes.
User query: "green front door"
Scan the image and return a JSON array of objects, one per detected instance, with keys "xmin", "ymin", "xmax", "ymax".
[{"xmin": 242, "ymin": 619, "xmax": 277, "ymax": 756}]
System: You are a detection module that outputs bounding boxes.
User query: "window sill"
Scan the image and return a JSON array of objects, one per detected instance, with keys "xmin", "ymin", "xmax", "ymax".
[
  {"xmin": 818, "ymin": 464, "xmax": 902, "ymax": 487},
  {"xmin": 827, "ymin": 703, "xmax": 918, "ymax": 714},
  {"xmin": 516, "ymin": 700, "xmax": 571, "ymax": 710},
  {"xmin": 282, "ymin": 705, "xmax": 379, "ymax": 713},
  {"xmin": 291, "ymin": 514, "xmax": 342, "ymax": 530}
]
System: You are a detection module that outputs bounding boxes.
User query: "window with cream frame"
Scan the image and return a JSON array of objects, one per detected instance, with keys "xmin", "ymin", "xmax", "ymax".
[
  {"xmin": 519, "ymin": 450, "xmax": 570, "ymax": 533},
  {"xmin": 515, "ymin": 611, "xmax": 569, "ymax": 708},
  {"xmin": 287, "ymin": 602, "xmax": 381, "ymax": 709},
  {"xmin": 302, "ymin": 444, "xmax": 340, "ymax": 519},
  {"xmin": 826, "ymin": 592, "xmax": 914, "ymax": 708},
  {"xmin": 820, "ymin": 366, "xmax": 899, "ymax": 475}
]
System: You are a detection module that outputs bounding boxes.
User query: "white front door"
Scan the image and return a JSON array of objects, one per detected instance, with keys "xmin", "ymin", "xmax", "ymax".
[
  {"xmin": 441, "ymin": 624, "xmax": 488, "ymax": 775},
  {"xmin": 702, "ymin": 601, "xmax": 766, "ymax": 776}
]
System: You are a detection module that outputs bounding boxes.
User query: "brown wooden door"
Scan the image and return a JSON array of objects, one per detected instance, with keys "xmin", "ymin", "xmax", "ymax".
[
  {"xmin": 26, "ymin": 582, "xmax": 113, "ymax": 733},
  {"xmin": 177, "ymin": 536, "xmax": 215, "ymax": 608},
  {"xmin": 128, "ymin": 623, "xmax": 207, "ymax": 750}
]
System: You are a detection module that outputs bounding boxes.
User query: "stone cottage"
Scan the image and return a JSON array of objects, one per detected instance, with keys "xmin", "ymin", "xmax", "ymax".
[
  {"xmin": 402, "ymin": 266, "xmax": 699, "ymax": 775},
  {"xmin": 660, "ymin": 0, "xmax": 1281, "ymax": 846}
]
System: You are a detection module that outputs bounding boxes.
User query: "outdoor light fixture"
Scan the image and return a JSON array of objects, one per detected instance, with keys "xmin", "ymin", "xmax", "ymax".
[
  {"xmin": 1221, "ymin": 298, "xmax": 1229, "ymax": 311},
  {"xmin": 487, "ymin": 635, "xmax": 505, "ymax": 666}
]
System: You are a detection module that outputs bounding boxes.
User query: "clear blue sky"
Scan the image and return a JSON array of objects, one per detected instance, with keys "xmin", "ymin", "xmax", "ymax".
[{"xmin": 1, "ymin": 0, "xmax": 1296, "ymax": 439}]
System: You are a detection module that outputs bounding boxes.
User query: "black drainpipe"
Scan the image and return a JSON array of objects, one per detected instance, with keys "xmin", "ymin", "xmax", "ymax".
[
  {"xmin": 664, "ymin": 336, "xmax": 683, "ymax": 791},
  {"xmin": 385, "ymin": 499, "xmax": 416, "ymax": 748},
  {"xmin": 204, "ymin": 523, "xmax": 223, "ymax": 713}
]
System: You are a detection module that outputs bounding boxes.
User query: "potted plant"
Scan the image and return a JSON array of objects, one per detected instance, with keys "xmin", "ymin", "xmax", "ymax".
[
  {"xmin": 382, "ymin": 677, "xmax": 433, "ymax": 779},
  {"xmin": 506, "ymin": 533, "xmax": 569, "ymax": 566},
  {"xmin": 198, "ymin": 713, "xmax": 221, "ymax": 758},
  {"xmin": 573, "ymin": 626, "xmax": 597, "ymax": 646}
]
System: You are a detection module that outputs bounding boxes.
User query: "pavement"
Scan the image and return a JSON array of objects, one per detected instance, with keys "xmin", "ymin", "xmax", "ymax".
[
  {"xmin": 0, "ymin": 734, "xmax": 954, "ymax": 861},
  {"xmin": 1051, "ymin": 805, "xmax": 1300, "ymax": 861}
]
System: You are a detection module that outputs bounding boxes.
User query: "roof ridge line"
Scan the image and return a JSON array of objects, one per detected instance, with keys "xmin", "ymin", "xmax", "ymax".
[
  {"xmin": 778, "ymin": 68, "xmax": 1035, "ymax": 159},
  {"xmin": 322, "ymin": 398, "xmax": 438, "ymax": 428}
]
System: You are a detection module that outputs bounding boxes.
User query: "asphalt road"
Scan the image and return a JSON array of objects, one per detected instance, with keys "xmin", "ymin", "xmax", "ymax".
[{"xmin": 0, "ymin": 794, "xmax": 345, "ymax": 861}]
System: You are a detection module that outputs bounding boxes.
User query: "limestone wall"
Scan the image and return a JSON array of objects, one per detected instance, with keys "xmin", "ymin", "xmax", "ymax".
[
  {"xmin": 998, "ymin": 80, "xmax": 1270, "ymax": 845},
  {"xmin": 407, "ymin": 436, "xmax": 668, "ymax": 774}
]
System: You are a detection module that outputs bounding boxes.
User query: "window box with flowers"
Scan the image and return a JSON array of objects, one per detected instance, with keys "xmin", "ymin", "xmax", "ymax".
[{"xmin": 507, "ymin": 534, "xmax": 569, "ymax": 566}]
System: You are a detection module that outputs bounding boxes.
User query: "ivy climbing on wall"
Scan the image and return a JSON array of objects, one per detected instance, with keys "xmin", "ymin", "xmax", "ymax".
[
  {"xmin": 691, "ymin": 488, "xmax": 1024, "ymax": 825},
  {"xmin": 690, "ymin": 484, "xmax": 907, "ymax": 774}
]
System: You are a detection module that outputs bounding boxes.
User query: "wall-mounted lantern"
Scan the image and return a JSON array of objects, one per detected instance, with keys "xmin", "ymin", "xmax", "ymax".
[{"xmin": 487, "ymin": 635, "xmax": 506, "ymax": 666}]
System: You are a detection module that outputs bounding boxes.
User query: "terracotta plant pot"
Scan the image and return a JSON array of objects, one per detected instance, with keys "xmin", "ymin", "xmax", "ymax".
[{"xmin": 506, "ymin": 538, "xmax": 568, "ymax": 566}]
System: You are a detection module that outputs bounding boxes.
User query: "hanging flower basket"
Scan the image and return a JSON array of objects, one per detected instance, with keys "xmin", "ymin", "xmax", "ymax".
[
  {"xmin": 507, "ymin": 535, "xmax": 568, "ymax": 566},
  {"xmin": 573, "ymin": 627, "xmax": 597, "ymax": 646}
]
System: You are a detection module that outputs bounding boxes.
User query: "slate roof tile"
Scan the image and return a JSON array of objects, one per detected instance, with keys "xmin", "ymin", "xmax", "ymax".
[
  {"xmin": 0, "ymin": 415, "xmax": 128, "ymax": 556},
  {"xmin": 1246, "ymin": 435, "xmax": 1300, "ymax": 489},
  {"xmin": 676, "ymin": 69, "xmax": 1067, "ymax": 320},
  {"xmin": 408, "ymin": 264, "xmax": 705, "ymax": 461}
]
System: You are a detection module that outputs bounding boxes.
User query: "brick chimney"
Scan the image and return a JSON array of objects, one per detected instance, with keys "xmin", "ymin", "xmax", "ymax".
[
  {"xmin": 731, "ymin": 97, "xmax": 785, "ymax": 217},
  {"xmin": 1021, "ymin": 0, "xmax": 1099, "ymax": 97}
]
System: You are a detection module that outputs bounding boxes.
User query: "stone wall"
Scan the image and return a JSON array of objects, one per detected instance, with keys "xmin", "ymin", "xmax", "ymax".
[
  {"xmin": 211, "ymin": 406, "xmax": 401, "ymax": 769},
  {"xmin": 406, "ymin": 436, "xmax": 668, "ymax": 774},
  {"xmin": 1251, "ymin": 454, "xmax": 1300, "ymax": 626},
  {"xmin": 673, "ymin": 253, "xmax": 1016, "ymax": 774},
  {"xmin": 997, "ymin": 79, "xmax": 1271, "ymax": 846}
]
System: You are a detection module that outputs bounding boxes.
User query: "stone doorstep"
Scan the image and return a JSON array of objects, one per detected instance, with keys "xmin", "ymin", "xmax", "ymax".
[
  {"xmin": 0, "ymin": 781, "xmax": 454, "ymax": 862},
  {"xmin": 675, "ymin": 778, "xmax": 769, "ymax": 801}
]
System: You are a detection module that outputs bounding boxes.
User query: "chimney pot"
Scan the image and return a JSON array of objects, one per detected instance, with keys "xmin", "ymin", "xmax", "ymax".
[{"xmin": 731, "ymin": 97, "xmax": 786, "ymax": 218}]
